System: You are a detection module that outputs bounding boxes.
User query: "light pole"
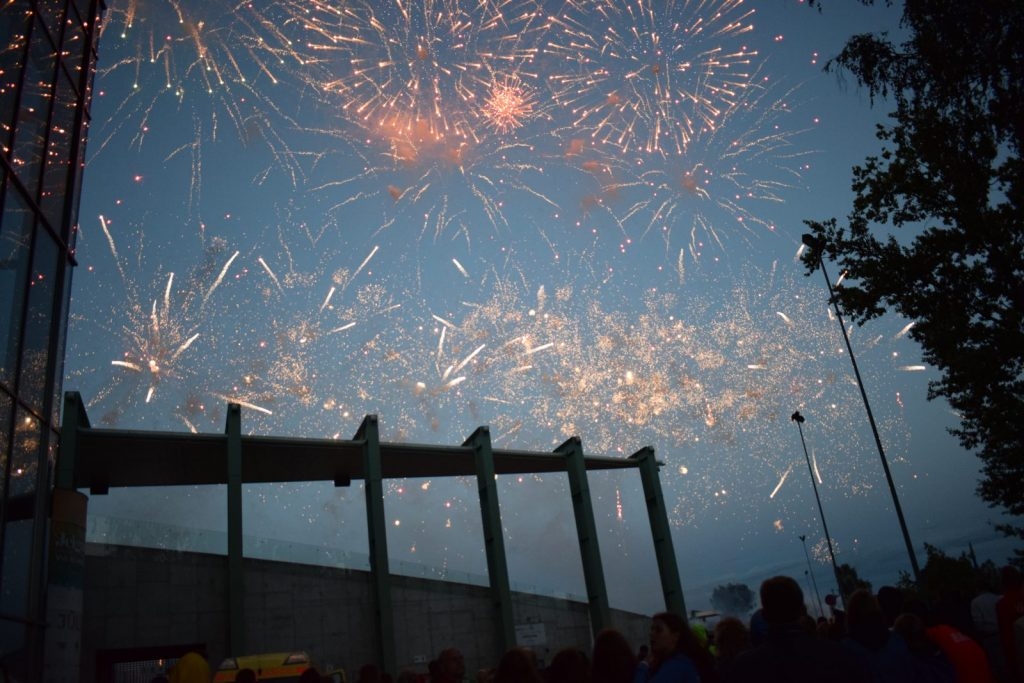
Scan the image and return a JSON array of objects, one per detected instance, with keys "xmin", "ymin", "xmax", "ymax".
[
  {"xmin": 799, "ymin": 533, "xmax": 825, "ymax": 618},
  {"xmin": 801, "ymin": 234, "xmax": 922, "ymax": 584},
  {"xmin": 791, "ymin": 411, "xmax": 843, "ymax": 605}
]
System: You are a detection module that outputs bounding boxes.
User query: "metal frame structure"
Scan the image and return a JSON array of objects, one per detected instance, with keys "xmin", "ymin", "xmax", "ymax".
[
  {"xmin": 57, "ymin": 391, "xmax": 688, "ymax": 675},
  {"xmin": 0, "ymin": 2, "xmax": 107, "ymax": 677}
]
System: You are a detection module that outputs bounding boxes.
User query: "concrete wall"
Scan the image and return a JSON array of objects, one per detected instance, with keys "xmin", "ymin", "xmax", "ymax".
[{"xmin": 82, "ymin": 544, "xmax": 651, "ymax": 680}]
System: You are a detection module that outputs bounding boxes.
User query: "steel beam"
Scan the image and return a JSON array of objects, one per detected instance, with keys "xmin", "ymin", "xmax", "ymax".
[
  {"xmin": 557, "ymin": 437, "xmax": 610, "ymax": 636},
  {"xmin": 57, "ymin": 392, "xmax": 89, "ymax": 490},
  {"xmin": 630, "ymin": 447, "xmax": 686, "ymax": 617},
  {"xmin": 465, "ymin": 426, "xmax": 515, "ymax": 652},
  {"xmin": 226, "ymin": 404, "xmax": 245, "ymax": 655},
  {"xmin": 357, "ymin": 415, "xmax": 395, "ymax": 677}
]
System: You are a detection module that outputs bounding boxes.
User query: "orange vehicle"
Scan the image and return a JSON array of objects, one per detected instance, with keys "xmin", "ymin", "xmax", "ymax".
[{"xmin": 213, "ymin": 651, "xmax": 316, "ymax": 682}]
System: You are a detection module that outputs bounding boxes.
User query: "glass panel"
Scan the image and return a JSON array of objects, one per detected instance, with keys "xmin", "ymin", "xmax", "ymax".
[
  {"xmin": 0, "ymin": 3, "xmax": 31, "ymax": 156},
  {"xmin": 51, "ymin": 254, "xmax": 74, "ymax": 428},
  {"xmin": 0, "ymin": 388, "xmax": 11, "ymax": 503},
  {"xmin": 61, "ymin": 8, "xmax": 86, "ymax": 79},
  {"xmin": 0, "ymin": 616, "xmax": 27, "ymax": 664},
  {"xmin": 9, "ymin": 406, "xmax": 43, "ymax": 498},
  {"xmin": 40, "ymin": 67, "xmax": 77, "ymax": 230},
  {"xmin": 64, "ymin": 11, "xmax": 92, "ymax": 244},
  {"xmin": 18, "ymin": 229, "xmax": 60, "ymax": 414},
  {"xmin": 37, "ymin": 0, "xmax": 67, "ymax": 47},
  {"xmin": 10, "ymin": 16, "xmax": 58, "ymax": 199},
  {"xmin": 0, "ymin": 186, "xmax": 34, "ymax": 390},
  {"xmin": 0, "ymin": 406, "xmax": 40, "ymax": 630},
  {"xmin": 0, "ymin": 517, "xmax": 33, "ymax": 623}
]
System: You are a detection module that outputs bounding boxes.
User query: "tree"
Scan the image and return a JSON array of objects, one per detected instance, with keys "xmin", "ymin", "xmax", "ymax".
[
  {"xmin": 896, "ymin": 543, "xmax": 997, "ymax": 606},
  {"xmin": 836, "ymin": 563, "xmax": 872, "ymax": 598},
  {"xmin": 801, "ymin": 1, "xmax": 1024, "ymax": 560},
  {"xmin": 710, "ymin": 582, "xmax": 755, "ymax": 616}
]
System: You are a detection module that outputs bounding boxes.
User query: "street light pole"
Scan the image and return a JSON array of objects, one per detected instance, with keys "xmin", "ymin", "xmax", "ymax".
[
  {"xmin": 801, "ymin": 234, "xmax": 922, "ymax": 583},
  {"xmin": 791, "ymin": 411, "xmax": 843, "ymax": 605},
  {"xmin": 799, "ymin": 533, "xmax": 825, "ymax": 618}
]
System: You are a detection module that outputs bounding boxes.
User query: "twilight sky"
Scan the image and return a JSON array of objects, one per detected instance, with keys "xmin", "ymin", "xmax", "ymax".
[{"xmin": 64, "ymin": 0, "xmax": 1014, "ymax": 615}]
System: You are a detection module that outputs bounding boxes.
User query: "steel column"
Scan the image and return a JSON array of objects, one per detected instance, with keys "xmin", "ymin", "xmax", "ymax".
[
  {"xmin": 57, "ymin": 392, "xmax": 89, "ymax": 490},
  {"xmin": 465, "ymin": 426, "xmax": 516, "ymax": 653},
  {"xmin": 630, "ymin": 447, "xmax": 687, "ymax": 617},
  {"xmin": 225, "ymin": 403, "xmax": 245, "ymax": 655},
  {"xmin": 357, "ymin": 415, "xmax": 395, "ymax": 677},
  {"xmin": 557, "ymin": 437, "xmax": 610, "ymax": 636}
]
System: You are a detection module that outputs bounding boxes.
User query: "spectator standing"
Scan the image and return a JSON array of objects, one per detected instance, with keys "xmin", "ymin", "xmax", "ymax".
[
  {"xmin": 169, "ymin": 652, "xmax": 210, "ymax": 683},
  {"xmin": 711, "ymin": 617, "xmax": 749, "ymax": 679},
  {"xmin": 545, "ymin": 647, "xmax": 590, "ymax": 683},
  {"xmin": 997, "ymin": 567, "xmax": 1024, "ymax": 680},
  {"xmin": 633, "ymin": 612, "xmax": 716, "ymax": 683},
  {"xmin": 592, "ymin": 628, "xmax": 638, "ymax": 683},
  {"xmin": 493, "ymin": 648, "xmax": 543, "ymax": 683},
  {"xmin": 842, "ymin": 588, "xmax": 922, "ymax": 682},
  {"xmin": 724, "ymin": 575, "xmax": 867, "ymax": 683},
  {"xmin": 435, "ymin": 648, "xmax": 467, "ymax": 683}
]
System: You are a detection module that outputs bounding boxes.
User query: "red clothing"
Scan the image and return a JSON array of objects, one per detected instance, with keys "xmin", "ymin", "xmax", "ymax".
[
  {"xmin": 927, "ymin": 624, "xmax": 992, "ymax": 683},
  {"xmin": 998, "ymin": 587, "xmax": 1024, "ymax": 677}
]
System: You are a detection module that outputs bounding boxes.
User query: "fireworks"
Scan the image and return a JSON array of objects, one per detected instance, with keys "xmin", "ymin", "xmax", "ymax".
[
  {"xmin": 544, "ymin": 0, "xmax": 757, "ymax": 155},
  {"xmin": 65, "ymin": 0, "xmax": 941, "ymax": 605},
  {"xmin": 480, "ymin": 74, "xmax": 538, "ymax": 134}
]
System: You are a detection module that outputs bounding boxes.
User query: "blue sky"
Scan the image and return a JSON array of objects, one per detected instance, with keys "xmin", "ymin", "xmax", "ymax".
[{"xmin": 64, "ymin": 0, "xmax": 1015, "ymax": 614}]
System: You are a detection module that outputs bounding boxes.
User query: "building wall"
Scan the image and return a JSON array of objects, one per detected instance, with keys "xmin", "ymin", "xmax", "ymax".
[
  {"xmin": 0, "ymin": 0, "xmax": 104, "ymax": 678},
  {"xmin": 82, "ymin": 543, "xmax": 652, "ymax": 680}
]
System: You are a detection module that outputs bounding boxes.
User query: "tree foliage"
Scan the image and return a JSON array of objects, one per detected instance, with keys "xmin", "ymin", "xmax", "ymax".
[
  {"xmin": 710, "ymin": 582, "xmax": 755, "ymax": 616},
  {"xmin": 801, "ymin": 1, "xmax": 1024, "ymax": 559},
  {"xmin": 896, "ymin": 543, "xmax": 999, "ymax": 606},
  {"xmin": 836, "ymin": 563, "xmax": 872, "ymax": 598}
]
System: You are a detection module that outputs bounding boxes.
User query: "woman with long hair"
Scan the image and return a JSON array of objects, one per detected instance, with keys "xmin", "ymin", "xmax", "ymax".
[
  {"xmin": 634, "ymin": 612, "xmax": 717, "ymax": 683},
  {"xmin": 592, "ymin": 628, "xmax": 637, "ymax": 683}
]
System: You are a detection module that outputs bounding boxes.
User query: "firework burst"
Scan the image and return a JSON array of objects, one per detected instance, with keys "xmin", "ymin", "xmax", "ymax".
[{"xmin": 545, "ymin": 0, "xmax": 757, "ymax": 155}]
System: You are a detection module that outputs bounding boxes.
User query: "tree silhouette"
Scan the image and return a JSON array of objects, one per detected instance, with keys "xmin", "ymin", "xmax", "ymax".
[
  {"xmin": 802, "ymin": 1, "xmax": 1024, "ymax": 561},
  {"xmin": 710, "ymin": 582, "xmax": 755, "ymax": 616}
]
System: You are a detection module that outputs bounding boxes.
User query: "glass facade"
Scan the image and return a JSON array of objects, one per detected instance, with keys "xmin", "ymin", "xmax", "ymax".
[{"xmin": 0, "ymin": 0, "xmax": 103, "ymax": 677}]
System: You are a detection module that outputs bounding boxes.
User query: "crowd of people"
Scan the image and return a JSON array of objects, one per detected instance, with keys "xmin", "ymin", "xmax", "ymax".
[{"xmin": 160, "ymin": 565, "xmax": 1024, "ymax": 683}]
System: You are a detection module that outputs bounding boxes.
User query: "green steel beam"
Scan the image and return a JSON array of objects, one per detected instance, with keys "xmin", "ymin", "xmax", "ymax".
[
  {"xmin": 57, "ymin": 392, "xmax": 90, "ymax": 490},
  {"xmin": 357, "ymin": 415, "xmax": 396, "ymax": 678},
  {"xmin": 630, "ymin": 447, "xmax": 686, "ymax": 617},
  {"xmin": 226, "ymin": 404, "xmax": 245, "ymax": 655},
  {"xmin": 465, "ymin": 427, "xmax": 515, "ymax": 653},
  {"xmin": 556, "ymin": 437, "xmax": 610, "ymax": 636}
]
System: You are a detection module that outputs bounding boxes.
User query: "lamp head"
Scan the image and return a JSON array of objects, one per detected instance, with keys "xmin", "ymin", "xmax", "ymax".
[
  {"xmin": 791, "ymin": 410, "xmax": 805, "ymax": 423},
  {"xmin": 801, "ymin": 233, "xmax": 825, "ymax": 251}
]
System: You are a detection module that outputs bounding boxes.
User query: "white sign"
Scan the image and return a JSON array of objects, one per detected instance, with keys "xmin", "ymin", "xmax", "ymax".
[{"xmin": 515, "ymin": 622, "xmax": 547, "ymax": 646}]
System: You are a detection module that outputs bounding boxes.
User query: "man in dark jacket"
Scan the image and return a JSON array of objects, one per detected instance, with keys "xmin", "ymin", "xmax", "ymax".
[{"xmin": 724, "ymin": 576, "xmax": 868, "ymax": 683}]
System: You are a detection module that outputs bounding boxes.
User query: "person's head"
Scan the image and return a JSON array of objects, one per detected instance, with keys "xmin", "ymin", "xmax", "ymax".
[
  {"xmin": 300, "ymin": 668, "xmax": 322, "ymax": 683},
  {"xmin": 847, "ymin": 588, "xmax": 885, "ymax": 624},
  {"xmin": 235, "ymin": 669, "xmax": 257, "ymax": 683},
  {"xmin": 591, "ymin": 628, "xmax": 636, "ymax": 683},
  {"xmin": 493, "ymin": 647, "xmax": 541, "ymax": 683},
  {"xmin": 437, "ymin": 647, "xmax": 466, "ymax": 680},
  {"xmin": 649, "ymin": 612, "xmax": 688, "ymax": 659},
  {"xmin": 713, "ymin": 616, "xmax": 750, "ymax": 662},
  {"xmin": 759, "ymin": 575, "xmax": 806, "ymax": 625},
  {"xmin": 875, "ymin": 586, "xmax": 903, "ymax": 627},
  {"xmin": 1001, "ymin": 565, "xmax": 1022, "ymax": 592},
  {"xmin": 544, "ymin": 647, "xmax": 589, "ymax": 683},
  {"xmin": 357, "ymin": 663, "xmax": 381, "ymax": 683},
  {"xmin": 893, "ymin": 612, "xmax": 940, "ymax": 656},
  {"xmin": 648, "ymin": 612, "xmax": 716, "ymax": 680},
  {"xmin": 169, "ymin": 652, "xmax": 210, "ymax": 683}
]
